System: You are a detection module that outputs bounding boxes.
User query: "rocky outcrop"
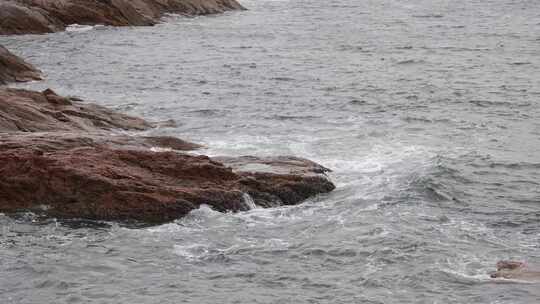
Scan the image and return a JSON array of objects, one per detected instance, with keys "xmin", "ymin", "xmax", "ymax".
[
  {"xmin": 0, "ymin": 45, "xmax": 42, "ymax": 85},
  {"xmin": 0, "ymin": 146, "xmax": 334, "ymax": 223},
  {"xmin": 0, "ymin": 0, "xmax": 331, "ymax": 225},
  {"xmin": 0, "ymin": 0, "xmax": 246, "ymax": 35},
  {"xmin": 0, "ymin": 88, "xmax": 150, "ymax": 131},
  {"xmin": 490, "ymin": 261, "xmax": 540, "ymax": 282},
  {"xmin": 0, "ymin": 88, "xmax": 335, "ymax": 224}
]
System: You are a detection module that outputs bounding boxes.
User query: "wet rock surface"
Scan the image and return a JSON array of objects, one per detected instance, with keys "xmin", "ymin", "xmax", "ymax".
[
  {"xmin": 0, "ymin": 45, "xmax": 42, "ymax": 85},
  {"xmin": 0, "ymin": 0, "xmax": 246, "ymax": 35},
  {"xmin": 215, "ymin": 155, "xmax": 335, "ymax": 208},
  {"xmin": 0, "ymin": 146, "xmax": 335, "ymax": 223},
  {"xmin": 490, "ymin": 261, "xmax": 540, "ymax": 282},
  {"xmin": 0, "ymin": 88, "xmax": 335, "ymax": 224}
]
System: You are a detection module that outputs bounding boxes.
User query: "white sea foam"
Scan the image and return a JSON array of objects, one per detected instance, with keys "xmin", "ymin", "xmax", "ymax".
[
  {"xmin": 242, "ymin": 193, "xmax": 258, "ymax": 210},
  {"xmin": 173, "ymin": 244, "xmax": 209, "ymax": 260},
  {"xmin": 442, "ymin": 268, "xmax": 494, "ymax": 283},
  {"xmin": 66, "ymin": 24, "xmax": 97, "ymax": 32},
  {"xmin": 443, "ymin": 268, "xmax": 538, "ymax": 284}
]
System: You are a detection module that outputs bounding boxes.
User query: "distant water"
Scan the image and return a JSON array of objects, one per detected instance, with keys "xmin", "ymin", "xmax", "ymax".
[{"xmin": 1, "ymin": 0, "xmax": 540, "ymax": 303}]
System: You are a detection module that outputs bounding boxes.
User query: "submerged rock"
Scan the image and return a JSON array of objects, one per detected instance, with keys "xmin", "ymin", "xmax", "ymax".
[
  {"xmin": 0, "ymin": 0, "xmax": 246, "ymax": 35},
  {"xmin": 0, "ymin": 88, "xmax": 335, "ymax": 224},
  {"xmin": 490, "ymin": 261, "xmax": 540, "ymax": 282},
  {"xmin": 0, "ymin": 45, "xmax": 42, "ymax": 85}
]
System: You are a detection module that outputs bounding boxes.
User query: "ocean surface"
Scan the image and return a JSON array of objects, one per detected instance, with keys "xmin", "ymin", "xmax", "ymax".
[{"xmin": 1, "ymin": 0, "xmax": 540, "ymax": 303}]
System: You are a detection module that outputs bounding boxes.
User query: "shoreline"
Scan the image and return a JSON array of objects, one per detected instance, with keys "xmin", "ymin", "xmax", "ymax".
[
  {"xmin": 0, "ymin": 0, "xmax": 335, "ymax": 224},
  {"xmin": 0, "ymin": 0, "xmax": 246, "ymax": 35}
]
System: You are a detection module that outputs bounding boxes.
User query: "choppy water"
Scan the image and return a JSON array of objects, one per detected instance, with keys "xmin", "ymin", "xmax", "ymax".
[{"xmin": 2, "ymin": 0, "xmax": 540, "ymax": 303}]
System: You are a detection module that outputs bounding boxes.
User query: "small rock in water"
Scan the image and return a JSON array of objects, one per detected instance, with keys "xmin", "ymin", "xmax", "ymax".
[{"xmin": 490, "ymin": 261, "xmax": 540, "ymax": 282}]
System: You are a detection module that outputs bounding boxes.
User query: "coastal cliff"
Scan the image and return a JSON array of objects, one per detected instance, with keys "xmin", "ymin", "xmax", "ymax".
[{"xmin": 0, "ymin": 0, "xmax": 246, "ymax": 35}]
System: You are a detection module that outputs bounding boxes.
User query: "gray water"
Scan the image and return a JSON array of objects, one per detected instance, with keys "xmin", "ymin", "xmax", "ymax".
[{"xmin": 1, "ymin": 0, "xmax": 540, "ymax": 303}]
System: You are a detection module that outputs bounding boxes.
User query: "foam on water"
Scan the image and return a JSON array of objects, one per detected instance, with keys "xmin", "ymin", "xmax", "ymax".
[
  {"xmin": 66, "ymin": 24, "xmax": 100, "ymax": 32},
  {"xmin": 242, "ymin": 193, "xmax": 258, "ymax": 210}
]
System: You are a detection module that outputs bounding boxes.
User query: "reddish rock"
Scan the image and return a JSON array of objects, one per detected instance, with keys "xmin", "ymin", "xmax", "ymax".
[
  {"xmin": 0, "ymin": 147, "xmax": 242, "ymax": 223},
  {"xmin": 490, "ymin": 261, "xmax": 540, "ymax": 281},
  {"xmin": 0, "ymin": 142, "xmax": 334, "ymax": 223},
  {"xmin": 0, "ymin": 88, "xmax": 150, "ymax": 132},
  {"xmin": 0, "ymin": 45, "xmax": 42, "ymax": 85},
  {"xmin": 216, "ymin": 155, "xmax": 334, "ymax": 207},
  {"xmin": 0, "ymin": 89, "xmax": 335, "ymax": 224},
  {"xmin": 141, "ymin": 135, "xmax": 203, "ymax": 151},
  {"xmin": 0, "ymin": 1, "xmax": 64, "ymax": 35},
  {"xmin": 0, "ymin": 0, "xmax": 246, "ymax": 35},
  {"xmin": 0, "ymin": 132, "xmax": 201, "ymax": 152}
]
